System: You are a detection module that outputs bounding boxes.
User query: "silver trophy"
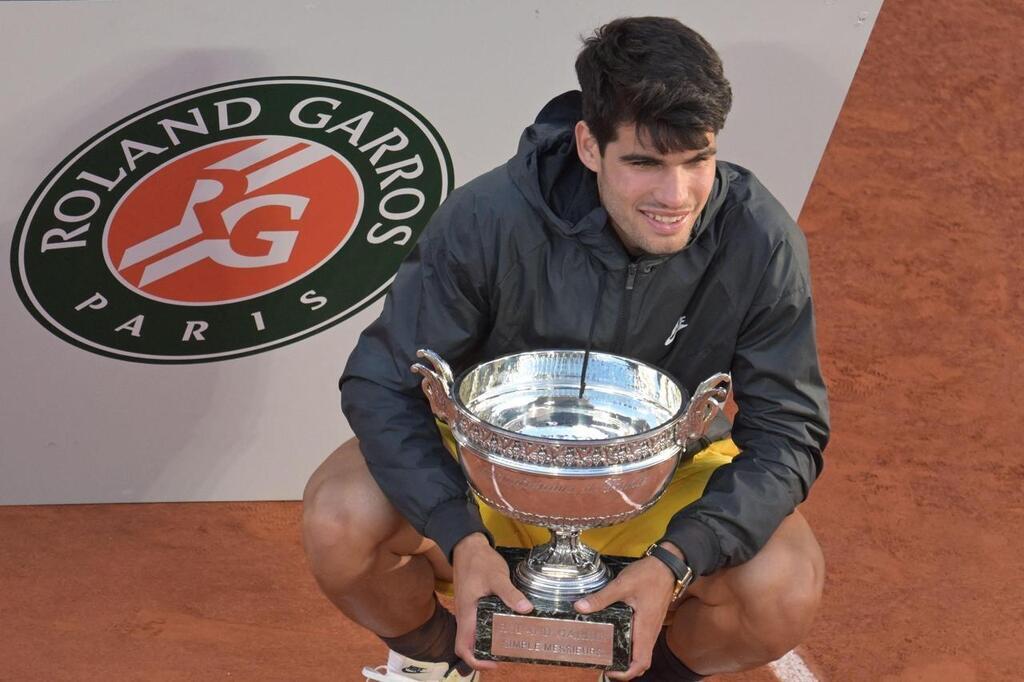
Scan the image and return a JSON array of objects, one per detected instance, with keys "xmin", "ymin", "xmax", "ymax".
[{"xmin": 412, "ymin": 348, "xmax": 730, "ymax": 670}]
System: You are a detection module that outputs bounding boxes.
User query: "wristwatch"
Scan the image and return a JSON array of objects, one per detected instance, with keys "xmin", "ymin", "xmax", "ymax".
[{"xmin": 645, "ymin": 542, "xmax": 694, "ymax": 601}]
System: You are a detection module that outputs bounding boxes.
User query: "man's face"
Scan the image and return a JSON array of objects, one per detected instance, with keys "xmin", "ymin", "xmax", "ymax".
[{"xmin": 575, "ymin": 121, "xmax": 717, "ymax": 256}]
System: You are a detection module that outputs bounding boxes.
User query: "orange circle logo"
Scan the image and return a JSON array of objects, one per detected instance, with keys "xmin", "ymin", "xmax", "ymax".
[{"xmin": 104, "ymin": 136, "xmax": 361, "ymax": 304}]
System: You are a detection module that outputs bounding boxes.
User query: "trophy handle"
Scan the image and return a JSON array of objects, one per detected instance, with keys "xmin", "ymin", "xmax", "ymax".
[
  {"xmin": 674, "ymin": 372, "xmax": 731, "ymax": 447},
  {"xmin": 411, "ymin": 348, "xmax": 456, "ymax": 424}
]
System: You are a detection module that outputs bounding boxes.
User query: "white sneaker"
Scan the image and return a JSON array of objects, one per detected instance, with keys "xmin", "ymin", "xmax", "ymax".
[{"xmin": 362, "ymin": 650, "xmax": 479, "ymax": 682}]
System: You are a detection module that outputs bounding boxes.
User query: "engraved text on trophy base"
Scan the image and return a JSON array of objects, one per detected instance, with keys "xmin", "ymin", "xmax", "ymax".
[{"xmin": 490, "ymin": 613, "xmax": 614, "ymax": 666}]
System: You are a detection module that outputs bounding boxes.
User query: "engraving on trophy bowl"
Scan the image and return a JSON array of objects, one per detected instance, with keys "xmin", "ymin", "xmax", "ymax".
[{"xmin": 456, "ymin": 442, "xmax": 680, "ymax": 527}]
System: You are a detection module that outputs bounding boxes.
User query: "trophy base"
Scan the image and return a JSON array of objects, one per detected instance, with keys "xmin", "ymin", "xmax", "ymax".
[{"xmin": 473, "ymin": 547, "xmax": 634, "ymax": 671}]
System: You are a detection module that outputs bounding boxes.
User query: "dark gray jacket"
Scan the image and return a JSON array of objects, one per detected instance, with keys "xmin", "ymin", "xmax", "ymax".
[{"xmin": 340, "ymin": 91, "xmax": 829, "ymax": 577}]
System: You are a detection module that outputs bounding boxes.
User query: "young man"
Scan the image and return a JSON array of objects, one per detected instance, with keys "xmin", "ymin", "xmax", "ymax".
[{"xmin": 304, "ymin": 16, "xmax": 829, "ymax": 682}]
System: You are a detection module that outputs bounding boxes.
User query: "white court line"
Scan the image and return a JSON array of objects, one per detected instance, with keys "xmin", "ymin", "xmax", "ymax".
[{"xmin": 768, "ymin": 650, "xmax": 820, "ymax": 682}]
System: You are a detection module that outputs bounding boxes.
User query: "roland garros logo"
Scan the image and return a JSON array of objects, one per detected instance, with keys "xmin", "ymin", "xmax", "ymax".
[{"xmin": 11, "ymin": 77, "xmax": 452, "ymax": 362}]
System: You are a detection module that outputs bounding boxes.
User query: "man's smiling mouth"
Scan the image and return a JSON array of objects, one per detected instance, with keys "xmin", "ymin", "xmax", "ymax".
[{"xmin": 640, "ymin": 210, "xmax": 690, "ymax": 231}]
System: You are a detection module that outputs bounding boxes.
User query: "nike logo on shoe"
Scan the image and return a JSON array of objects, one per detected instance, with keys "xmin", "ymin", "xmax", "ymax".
[{"xmin": 401, "ymin": 666, "xmax": 428, "ymax": 674}]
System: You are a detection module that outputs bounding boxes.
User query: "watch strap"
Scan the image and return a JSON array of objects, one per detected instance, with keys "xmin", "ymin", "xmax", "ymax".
[{"xmin": 645, "ymin": 543, "xmax": 694, "ymax": 599}]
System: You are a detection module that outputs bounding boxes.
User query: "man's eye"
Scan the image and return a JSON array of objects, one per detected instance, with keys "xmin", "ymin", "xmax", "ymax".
[{"xmin": 630, "ymin": 160, "xmax": 658, "ymax": 167}]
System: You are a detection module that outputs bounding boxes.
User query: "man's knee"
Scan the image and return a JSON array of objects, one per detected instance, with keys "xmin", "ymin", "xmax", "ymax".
[
  {"xmin": 302, "ymin": 439, "xmax": 402, "ymax": 578},
  {"xmin": 735, "ymin": 521, "xmax": 825, "ymax": 660},
  {"xmin": 745, "ymin": 556, "xmax": 823, "ymax": 659}
]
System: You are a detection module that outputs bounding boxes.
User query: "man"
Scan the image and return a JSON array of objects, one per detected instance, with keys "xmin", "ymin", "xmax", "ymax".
[{"xmin": 304, "ymin": 16, "xmax": 829, "ymax": 682}]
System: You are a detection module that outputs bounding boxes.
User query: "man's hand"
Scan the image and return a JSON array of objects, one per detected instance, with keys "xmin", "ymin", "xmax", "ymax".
[
  {"xmin": 574, "ymin": 549, "xmax": 682, "ymax": 680},
  {"xmin": 451, "ymin": 533, "xmax": 533, "ymax": 670}
]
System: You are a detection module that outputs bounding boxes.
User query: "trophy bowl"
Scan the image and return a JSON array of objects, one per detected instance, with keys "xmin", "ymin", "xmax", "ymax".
[{"xmin": 412, "ymin": 348, "xmax": 730, "ymax": 669}]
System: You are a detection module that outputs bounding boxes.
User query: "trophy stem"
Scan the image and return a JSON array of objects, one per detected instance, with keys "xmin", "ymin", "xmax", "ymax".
[{"xmin": 511, "ymin": 528, "xmax": 612, "ymax": 610}]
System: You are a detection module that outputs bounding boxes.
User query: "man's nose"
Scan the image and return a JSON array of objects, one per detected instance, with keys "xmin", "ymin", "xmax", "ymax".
[{"xmin": 653, "ymin": 167, "xmax": 690, "ymax": 208}]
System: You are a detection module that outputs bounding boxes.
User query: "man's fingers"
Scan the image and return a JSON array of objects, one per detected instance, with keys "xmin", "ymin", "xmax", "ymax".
[
  {"xmin": 453, "ymin": 596, "xmax": 477, "ymax": 657},
  {"xmin": 574, "ymin": 580, "xmax": 625, "ymax": 613},
  {"xmin": 603, "ymin": 623, "xmax": 654, "ymax": 680},
  {"xmin": 606, "ymin": 658, "xmax": 650, "ymax": 681},
  {"xmin": 493, "ymin": 579, "xmax": 533, "ymax": 613},
  {"xmin": 453, "ymin": 599, "xmax": 498, "ymax": 671},
  {"xmin": 609, "ymin": 577, "xmax": 666, "ymax": 681},
  {"xmin": 606, "ymin": 638, "xmax": 654, "ymax": 682}
]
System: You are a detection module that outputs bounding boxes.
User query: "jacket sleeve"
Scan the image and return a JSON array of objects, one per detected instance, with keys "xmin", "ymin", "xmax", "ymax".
[
  {"xmin": 339, "ymin": 190, "xmax": 494, "ymax": 561},
  {"xmin": 660, "ymin": 230, "xmax": 830, "ymax": 576}
]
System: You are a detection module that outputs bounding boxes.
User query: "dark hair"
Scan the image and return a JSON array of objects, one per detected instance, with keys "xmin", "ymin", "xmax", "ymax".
[{"xmin": 575, "ymin": 17, "xmax": 732, "ymax": 153}]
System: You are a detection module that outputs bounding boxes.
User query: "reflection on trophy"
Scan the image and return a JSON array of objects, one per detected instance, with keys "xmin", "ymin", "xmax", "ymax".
[{"xmin": 412, "ymin": 348, "xmax": 731, "ymax": 672}]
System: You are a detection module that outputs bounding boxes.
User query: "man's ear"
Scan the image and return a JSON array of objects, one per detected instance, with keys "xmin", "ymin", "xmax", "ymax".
[{"xmin": 575, "ymin": 120, "xmax": 601, "ymax": 173}]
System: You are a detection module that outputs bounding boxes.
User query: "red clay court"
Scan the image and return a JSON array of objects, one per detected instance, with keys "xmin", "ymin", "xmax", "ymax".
[{"xmin": 2, "ymin": 1, "xmax": 1021, "ymax": 680}]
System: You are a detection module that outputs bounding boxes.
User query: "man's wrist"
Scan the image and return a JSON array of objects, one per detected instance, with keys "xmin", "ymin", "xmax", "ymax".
[
  {"xmin": 645, "ymin": 541, "xmax": 694, "ymax": 600},
  {"xmin": 660, "ymin": 519, "xmax": 720, "ymax": 578},
  {"xmin": 658, "ymin": 541, "xmax": 686, "ymax": 562},
  {"xmin": 453, "ymin": 531, "xmax": 491, "ymax": 556}
]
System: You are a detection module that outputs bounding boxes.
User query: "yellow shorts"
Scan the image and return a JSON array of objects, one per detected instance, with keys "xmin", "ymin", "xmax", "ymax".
[{"xmin": 434, "ymin": 421, "xmax": 738, "ymax": 594}]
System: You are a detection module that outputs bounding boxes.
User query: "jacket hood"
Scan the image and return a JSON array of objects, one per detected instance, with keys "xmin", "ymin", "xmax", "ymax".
[{"xmin": 507, "ymin": 90, "xmax": 728, "ymax": 269}]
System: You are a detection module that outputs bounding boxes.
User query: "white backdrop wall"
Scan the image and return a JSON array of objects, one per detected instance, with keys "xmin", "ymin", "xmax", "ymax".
[{"xmin": 0, "ymin": 0, "xmax": 882, "ymax": 504}]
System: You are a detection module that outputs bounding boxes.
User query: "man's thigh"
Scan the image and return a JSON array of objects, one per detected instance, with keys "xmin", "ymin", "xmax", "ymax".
[
  {"xmin": 683, "ymin": 510, "xmax": 824, "ymax": 607},
  {"xmin": 303, "ymin": 437, "xmax": 454, "ymax": 582}
]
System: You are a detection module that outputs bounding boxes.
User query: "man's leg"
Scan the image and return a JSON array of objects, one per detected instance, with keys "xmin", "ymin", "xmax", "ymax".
[
  {"xmin": 302, "ymin": 437, "xmax": 453, "ymax": 637},
  {"xmin": 663, "ymin": 511, "xmax": 825, "ymax": 676}
]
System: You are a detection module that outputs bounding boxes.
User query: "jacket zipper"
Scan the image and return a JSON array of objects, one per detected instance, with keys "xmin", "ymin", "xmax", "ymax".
[
  {"xmin": 613, "ymin": 260, "xmax": 661, "ymax": 354},
  {"xmin": 613, "ymin": 263, "xmax": 639, "ymax": 353}
]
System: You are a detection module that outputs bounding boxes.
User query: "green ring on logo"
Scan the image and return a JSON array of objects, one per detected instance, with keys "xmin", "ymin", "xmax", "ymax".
[{"xmin": 11, "ymin": 77, "xmax": 454, "ymax": 364}]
